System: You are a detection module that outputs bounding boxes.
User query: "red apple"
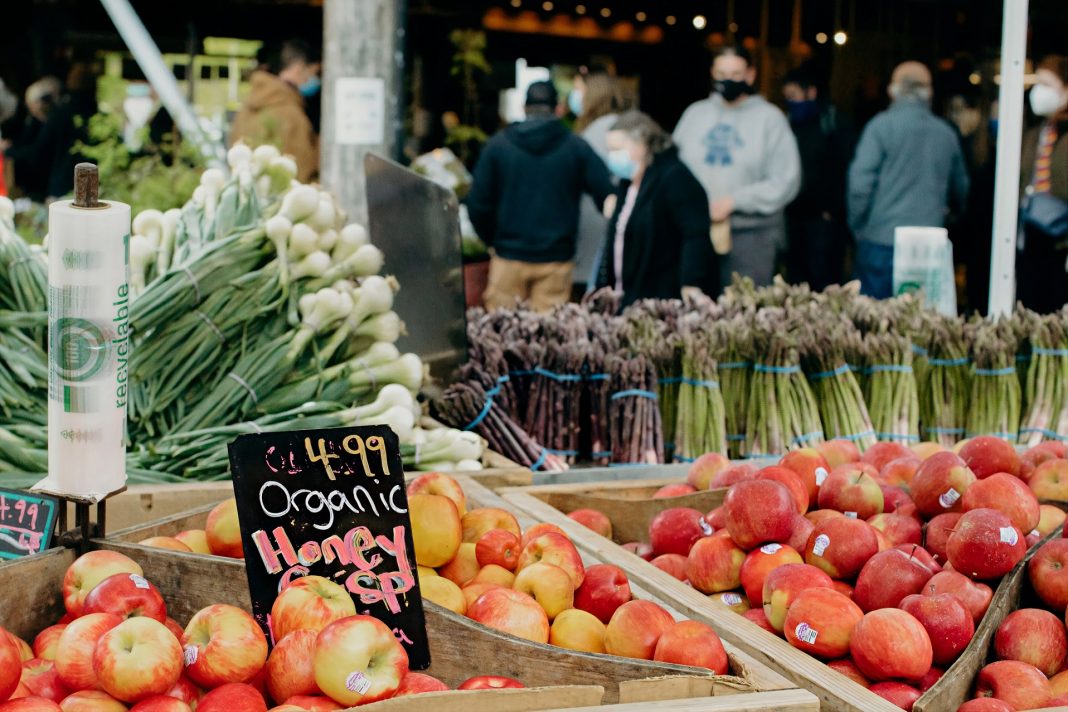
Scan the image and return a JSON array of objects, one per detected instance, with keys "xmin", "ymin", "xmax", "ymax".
[
  {"xmin": 911, "ymin": 452, "xmax": 976, "ymax": 518},
  {"xmin": 947, "ymin": 508, "xmax": 1025, "ymax": 580},
  {"xmin": 603, "ymin": 601, "xmax": 674, "ymax": 660},
  {"xmin": 756, "ymin": 467, "xmax": 809, "ymax": 514},
  {"xmin": 271, "ymin": 575, "xmax": 356, "ymax": 641},
  {"xmin": 653, "ymin": 483, "xmax": 698, "ymax": 498},
  {"xmin": 19, "ymin": 660, "xmax": 69, "ymax": 703},
  {"xmin": 853, "ymin": 548, "xmax": 935, "ymax": 612},
  {"xmin": 917, "ymin": 666, "xmax": 943, "ymax": 692},
  {"xmin": 163, "ymin": 677, "xmax": 200, "ymax": 707},
  {"xmin": 0, "ymin": 699, "xmax": 61, "ymax": 712},
  {"xmin": 181, "ymin": 604, "xmax": 268, "ymax": 689},
  {"xmin": 55, "ymin": 614, "xmax": 123, "ymax": 692},
  {"xmin": 762, "ymin": 563, "xmax": 834, "ymax": 632},
  {"xmin": 850, "ymin": 609, "xmax": 932, "ymax": 681},
  {"xmin": 573, "ymin": 564, "xmax": 631, "ymax": 624},
  {"xmin": 962, "ymin": 473, "xmax": 1040, "ymax": 534},
  {"xmin": 894, "ymin": 544, "xmax": 942, "ymax": 573},
  {"xmin": 516, "ymin": 532, "xmax": 585, "ymax": 588},
  {"xmin": 705, "ymin": 507, "xmax": 726, "ymax": 531},
  {"xmin": 281, "ymin": 696, "xmax": 338, "ymax": 712},
  {"xmin": 649, "ymin": 554, "xmax": 689, "ymax": 581},
  {"xmin": 265, "ymin": 630, "xmax": 317, "ymax": 703},
  {"xmin": 648, "ymin": 508, "xmax": 710, "ymax": 556},
  {"xmin": 899, "ymin": 593, "xmax": 974, "ymax": 665},
  {"xmin": 567, "ymin": 509, "xmax": 613, "ymax": 537},
  {"xmin": 827, "ymin": 659, "xmax": 870, "ymax": 688},
  {"xmin": 1029, "ymin": 459, "xmax": 1068, "ymax": 501},
  {"xmin": 869, "ymin": 682, "xmax": 921, "ymax": 710},
  {"xmin": 879, "ymin": 485, "xmax": 915, "ymax": 514},
  {"xmin": 862, "ymin": 442, "xmax": 914, "ymax": 471},
  {"xmin": 32, "ymin": 626, "xmax": 65, "ymax": 662},
  {"xmin": 467, "ymin": 587, "xmax": 549, "ymax": 643},
  {"xmin": 197, "ymin": 684, "xmax": 266, "ymax": 712},
  {"xmin": 462, "ymin": 508, "xmax": 522, "ymax": 544},
  {"xmin": 880, "ymin": 457, "xmax": 922, "ymax": 488},
  {"xmin": 1021, "ymin": 443, "xmax": 1065, "ymax": 479},
  {"xmin": 817, "ymin": 465, "xmax": 884, "ymax": 519},
  {"xmin": 804, "ymin": 516, "xmax": 879, "ymax": 580},
  {"xmin": 62, "ymin": 552, "xmax": 143, "ymax": 617},
  {"xmin": 832, "ymin": 580, "xmax": 855, "ymax": 599},
  {"xmin": 406, "ymin": 472, "xmax": 467, "ymax": 515},
  {"xmin": 956, "ymin": 698, "xmax": 1015, "ymax": 712},
  {"xmin": 922, "ymin": 571, "xmax": 993, "ymax": 623},
  {"xmin": 739, "ymin": 543, "xmax": 802, "ymax": 606},
  {"xmin": 1037, "ymin": 504, "xmax": 1067, "ymax": 535},
  {"xmin": 475, "ymin": 529, "xmax": 521, "ymax": 571},
  {"xmin": 621, "ymin": 542, "xmax": 655, "ymax": 560},
  {"xmin": 687, "ymin": 452, "xmax": 731, "ymax": 490},
  {"xmin": 394, "ymin": 673, "xmax": 449, "ymax": 696},
  {"xmin": 82, "ymin": 574, "xmax": 167, "ymax": 623},
  {"xmin": 1030, "ymin": 538, "xmax": 1068, "ymax": 612},
  {"xmin": 710, "ymin": 463, "xmax": 757, "ymax": 489},
  {"xmin": 456, "ymin": 676, "xmax": 523, "ymax": 690},
  {"xmin": 960, "ymin": 436, "xmax": 1021, "ymax": 479},
  {"xmin": 57, "ymin": 691, "xmax": 125, "ymax": 712},
  {"xmin": 818, "ymin": 439, "xmax": 861, "ymax": 468},
  {"xmin": 205, "ymin": 499, "xmax": 243, "ymax": 559},
  {"xmin": 93, "ymin": 618, "xmax": 182, "ymax": 702},
  {"xmin": 783, "ymin": 588, "xmax": 863, "ymax": 659},
  {"xmin": 779, "ymin": 448, "xmax": 831, "ymax": 502},
  {"xmin": 868, "ymin": 513, "xmax": 922, "ymax": 546},
  {"xmin": 994, "ymin": 608, "xmax": 1067, "ymax": 676},
  {"xmin": 1, "ymin": 631, "xmax": 21, "ymax": 700},
  {"xmin": 974, "ymin": 660, "xmax": 1051, "ymax": 710},
  {"xmin": 653, "ymin": 621, "xmax": 728, "ymax": 675},
  {"xmin": 723, "ymin": 479, "xmax": 796, "ymax": 549},
  {"xmin": 742, "ymin": 608, "xmax": 777, "ymax": 634},
  {"xmin": 785, "ymin": 514, "xmax": 815, "ymax": 553},
  {"xmin": 129, "ymin": 696, "xmax": 192, "ymax": 712},
  {"xmin": 313, "ymin": 616, "xmax": 408, "ymax": 706},
  {"xmin": 924, "ymin": 513, "xmax": 963, "ymax": 564},
  {"xmin": 686, "ymin": 532, "xmax": 746, "ymax": 594}
]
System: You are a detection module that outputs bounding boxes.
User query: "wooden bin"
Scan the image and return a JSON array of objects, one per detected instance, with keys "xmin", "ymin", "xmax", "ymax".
[
  {"xmin": 92, "ymin": 477, "xmax": 817, "ymax": 711},
  {"xmin": 503, "ymin": 479, "xmax": 923, "ymax": 712}
]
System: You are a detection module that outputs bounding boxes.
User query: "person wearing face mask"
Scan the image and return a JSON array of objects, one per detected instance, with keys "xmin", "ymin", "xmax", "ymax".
[
  {"xmin": 594, "ymin": 111, "xmax": 717, "ymax": 305},
  {"xmin": 1016, "ymin": 55, "xmax": 1068, "ymax": 314},
  {"xmin": 847, "ymin": 61, "xmax": 970, "ymax": 299},
  {"xmin": 781, "ymin": 68, "xmax": 856, "ymax": 290},
  {"xmin": 230, "ymin": 39, "xmax": 320, "ymax": 182},
  {"xmin": 673, "ymin": 45, "xmax": 801, "ymax": 289}
]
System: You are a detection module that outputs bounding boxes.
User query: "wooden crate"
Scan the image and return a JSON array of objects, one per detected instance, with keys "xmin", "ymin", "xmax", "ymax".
[
  {"xmin": 90, "ymin": 476, "xmax": 816, "ymax": 710},
  {"xmin": 502, "ymin": 481, "xmax": 909, "ymax": 712}
]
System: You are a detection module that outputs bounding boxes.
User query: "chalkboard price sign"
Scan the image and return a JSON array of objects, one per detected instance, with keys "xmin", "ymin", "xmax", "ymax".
[
  {"xmin": 227, "ymin": 425, "xmax": 430, "ymax": 669},
  {"xmin": 0, "ymin": 487, "xmax": 59, "ymax": 560}
]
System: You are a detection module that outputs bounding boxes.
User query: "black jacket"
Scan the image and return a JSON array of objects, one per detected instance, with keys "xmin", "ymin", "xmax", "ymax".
[
  {"xmin": 788, "ymin": 104, "xmax": 855, "ymax": 219},
  {"xmin": 596, "ymin": 147, "xmax": 717, "ymax": 305},
  {"xmin": 467, "ymin": 116, "xmax": 614, "ymax": 263}
]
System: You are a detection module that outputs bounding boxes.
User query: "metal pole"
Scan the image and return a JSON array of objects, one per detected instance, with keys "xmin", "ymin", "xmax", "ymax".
[
  {"xmin": 987, "ymin": 0, "xmax": 1029, "ymax": 316},
  {"xmin": 98, "ymin": 0, "xmax": 225, "ymax": 166}
]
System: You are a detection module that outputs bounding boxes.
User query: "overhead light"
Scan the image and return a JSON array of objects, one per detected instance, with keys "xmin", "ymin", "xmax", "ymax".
[
  {"xmin": 728, "ymin": 22, "xmax": 739, "ymax": 32},
  {"xmin": 575, "ymin": 4, "xmax": 586, "ymax": 13},
  {"xmin": 600, "ymin": 6, "xmax": 611, "ymax": 17},
  {"xmin": 542, "ymin": 0, "xmax": 553, "ymax": 9},
  {"xmin": 815, "ymin": 32, "xmax": 828, "ymax": 44},
  {"xmin": 635, "ymin": 11, "xmax": 647, "ymax": 21},
  {"xmin": 969, "ymin": 72, "xmax": 981, "ymax": 85},
  {"xmin": 510, "ymin": 0, "xmax": 521, "ymax": 6},
  {"xmin": 693, "ymin": 14, "xmax": 707, "ymax": 30},
  {"xmin": 833, "ymin": 30, "xmax": 847, "ymax": 45},
  {"xmin": 665, "ymin": 15, "xmax": 676, "ymax": 25}
]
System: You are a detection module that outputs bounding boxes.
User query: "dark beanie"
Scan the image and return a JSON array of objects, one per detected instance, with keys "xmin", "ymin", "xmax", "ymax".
[{"xmin": 525, "ymin": 80, "xmax": 558, "ymax": 108}]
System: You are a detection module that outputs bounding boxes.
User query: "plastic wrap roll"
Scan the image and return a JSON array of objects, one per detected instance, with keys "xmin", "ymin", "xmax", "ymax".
[{"xmin": 39, "ymin": 198, "xmax": 131, "ymax": 498}]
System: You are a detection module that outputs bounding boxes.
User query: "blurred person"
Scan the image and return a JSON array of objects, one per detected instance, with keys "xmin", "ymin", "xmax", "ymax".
[
  {"xmin": 9, "ymin": 76, "xmax": 60, "ymax": 199},
  {"xmin": 230, "ymin": 39, "xmax": 319, "ymax": 182},
  {"xmin": 847, "ymin": 61, "xmax": 969, "ymax": 299},
  {"xmin": 1017, "ymin": 55, "xmax": 1068, "ymax": 313},
  {"xmin": 674, "ymin": 45, "xmax": 801, "ymax": 288},
  {"xmin": 782, "ymin": 68, "xmax": 856, "ymax": 290},
  {"xmin": 0, "ymin": 79, "xmax": 18, "ymax": 196},
  {"xmin": 594, "ymin": 111, "xmax": 717, "ymax": 305},
  {"xmin": 467, "ymin": 80, "xmax": 614, "ymax": 312},
  {"xmin": 571, "ymin": 69, "xmax": 624, "ymax": 294}
]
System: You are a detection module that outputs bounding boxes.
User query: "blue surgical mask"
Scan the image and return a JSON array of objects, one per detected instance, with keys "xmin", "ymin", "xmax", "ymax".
[
  {"xmin": 568, "ymin": 88, "xmax": 584, "ymax": 117},
  {"xmin": 606, "ymin": 148, "xmax": 636, "ymax": 180},
  {"xmin": 299, "ymin": 75, "xmax": 321, "ymax": 97},
  {"xmin": 786, "ymin": 99, "xmax": 819, "ymax": 123}
]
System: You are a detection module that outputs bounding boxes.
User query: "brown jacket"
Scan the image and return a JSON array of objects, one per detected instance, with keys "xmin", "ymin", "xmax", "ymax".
[
  {"xmin": 1020, "ymin": 119, "xmax": 1068, "ymax": 202},
  {"xmin": 230, "ymin": 70, "xmax": 318, "ymax": 182}
]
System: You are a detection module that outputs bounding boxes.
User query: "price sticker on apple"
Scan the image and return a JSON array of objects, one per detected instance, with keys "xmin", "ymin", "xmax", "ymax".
[{"xmin": 227, "ymin": 425, "xmax": 430, "ymax": 669}]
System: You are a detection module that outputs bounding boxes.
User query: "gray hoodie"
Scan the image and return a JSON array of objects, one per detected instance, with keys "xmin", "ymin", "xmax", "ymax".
[{"xmin": 673, "ymin": 93, "xmax": 801, "ymax": 225}]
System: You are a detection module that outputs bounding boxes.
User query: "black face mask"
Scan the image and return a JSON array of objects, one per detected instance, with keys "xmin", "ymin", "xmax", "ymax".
[{"xmin": 714, "ymin": 79, "xmax": 752, "ymax": 102}]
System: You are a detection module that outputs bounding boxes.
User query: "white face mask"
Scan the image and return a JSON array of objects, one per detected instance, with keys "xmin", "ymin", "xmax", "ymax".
[{"xmin": 1030, "ymin": 83, "xmax": 1067, "ymax": 117}]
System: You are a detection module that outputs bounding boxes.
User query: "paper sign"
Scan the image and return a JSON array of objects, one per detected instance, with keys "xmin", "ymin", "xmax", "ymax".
[
  {"xmin": 335, "ymin": 77, "xmax": 386, "ymax": 146},
  {"xmin": 0, "ymin": 488, "xmax": 59, "ymax": 560},
  {"xmin": 227, "ymin": 425, "xmax": 429, "ymax": 669}
]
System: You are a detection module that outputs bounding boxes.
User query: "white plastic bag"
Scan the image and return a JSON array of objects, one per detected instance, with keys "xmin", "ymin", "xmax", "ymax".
[{"xmin": 893, "ymin": 226, "xmax": 956, "ymax": 316}]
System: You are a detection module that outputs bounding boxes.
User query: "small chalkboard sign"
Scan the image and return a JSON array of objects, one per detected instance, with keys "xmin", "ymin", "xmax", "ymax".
[
  {"xmin": 227, "ymin": 425, "xmax": 430, "ymax": 669},
  {"xmin": 0, "ymin": 487, "xmax": 59, "ymax": 560}
]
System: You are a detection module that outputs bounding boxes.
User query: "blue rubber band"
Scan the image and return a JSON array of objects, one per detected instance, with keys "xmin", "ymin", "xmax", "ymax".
[
  {"xmin": 809, "ymin": 364, "xmax": 852, "ymax": 380},
  {"xmin": 533, "ymin": 367, "xmax": 582, "ymax": 382},
  {"xmin": 753, "ymin": 363, "xmax": 802, "ymax": 374},
  {"xmin": 838, "ymin": 430, "xmax": 877, "ymax": 442},
  {"xmin": 792, "ymin": 431, "xmax": 825, "ymax": 445},
  {"xmin": 867, "ymin": 364, "xmax": 914, "ymax": 374},
  {"xmin": 876, "ymin": 432, "xmax": 921, "ymax": 442},
  {"xmin": 719, "ymin": 361, "xmax": 751, "ymax": 370},
  {"xmin": 1017, "ymin": 354, "xmax": 1032, "ymax": 362},
  {"xmin": 591, "ymin": 450, "xmax": 612, "ymax": 458},
  {"xmin": 927, "ymin": 357, "xmax": 970, "ymax": 367},
  {"xmin": 530, "ymin": 449, "xmax": 549, "ymax": 471},
  {"xmin": 660, "ymin": 376, "xmax": 683, "ymax": 384},
  {"xmin": 726, "ymin": 434, "xmax": 746, "ymax": 441},
  {"xmin": 545, "ymin": 448, "xmax": 579, "ymax": 456},
  {"xmin": 744, "ymin": 453, "xmax": 778, "ymax": 459},
  {"xmin": 611, "ymin": 389, "xmax": 658, "ymax": 400},
  {"xmin": 974, "ymin": 366, "xmax": 1016, "ymax": 376},
  {"xmin": 1019, "ymin": 427, "xmax": 1068, "ymax": 440},
  {"xmin": 463, "ymin": 396, "xmax": 495, "ymax": 431},
  {"xmin": 586, "ymin": 373, "xmax": 609, "ymax": 381},
  {"xmin": 925, "ymin": 426, "xmax": 965, "ymax": 435},
  {"xmin": 964, "ymin": 431, "xmax": 1016, "ymax": 439},
  {"xmin": 496, "ymin": 374, "xmax": 510, "ymax": 384},
  {"xmin": 510, "ymin": 369, "xmax": 533, "ymax": 377},
  {"xmin": 675, "ymin": 455, "xmax": 696, "ymax": 463},
  {"xmin": 681, "ymin": 377, "xmax": 720, "ymax": 388},
  {"xmin": 1033, "ymin": 347, "xmax": 1068, "ymax": 357},
  {"xmin": 911, "ymin": 344, "xmax": 929, "ymax": 356}
]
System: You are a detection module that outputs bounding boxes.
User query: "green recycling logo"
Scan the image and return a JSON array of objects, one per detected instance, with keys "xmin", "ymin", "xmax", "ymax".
[{"xmin": 52, "ymin": 317, "xmax": 109, "ymax": 381}]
